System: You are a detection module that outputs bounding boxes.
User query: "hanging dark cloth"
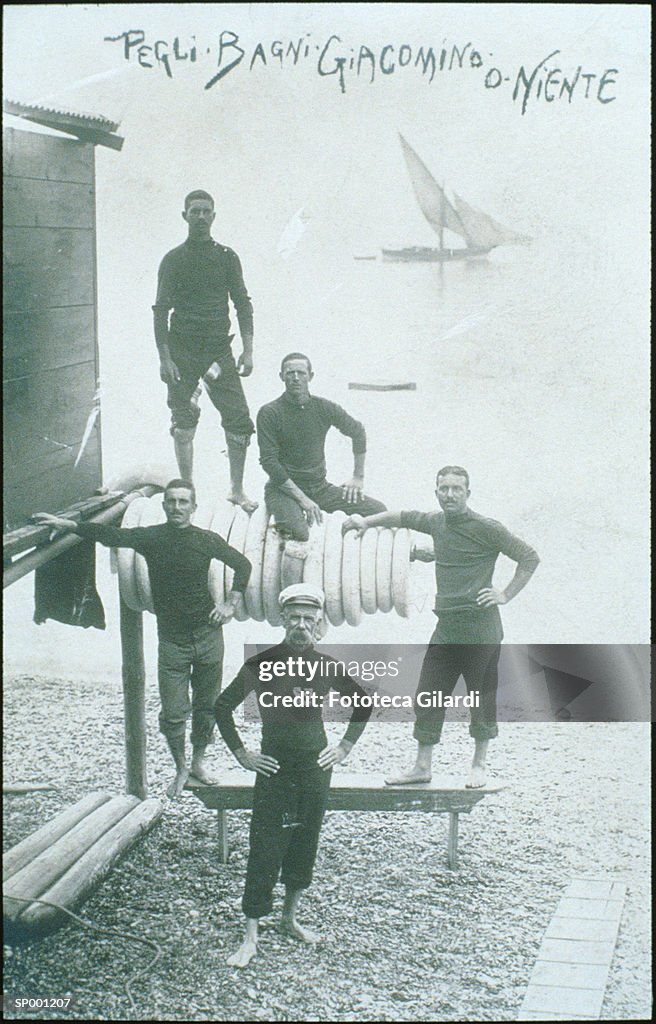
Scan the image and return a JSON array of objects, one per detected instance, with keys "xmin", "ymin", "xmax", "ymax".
[{"xmin": 34, "ymin": 540, "xmax": 106, "ymax": 629}]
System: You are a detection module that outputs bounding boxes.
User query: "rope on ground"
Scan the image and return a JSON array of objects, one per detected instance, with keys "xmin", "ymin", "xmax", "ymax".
[{"xmin": 5, "ymin": 895, "xmax": 162, "ymax": 1018}]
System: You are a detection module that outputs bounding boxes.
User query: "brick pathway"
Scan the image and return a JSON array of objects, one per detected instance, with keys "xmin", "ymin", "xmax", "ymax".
[{"xmin": 518, "ymin": 878, "xmax": 626, "ymax": 1020}]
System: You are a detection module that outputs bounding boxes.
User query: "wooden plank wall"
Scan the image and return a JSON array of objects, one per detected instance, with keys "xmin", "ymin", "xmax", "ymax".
[{"xmin": 3, "ymin": 128, "xmax": 103, "ymax": 529}]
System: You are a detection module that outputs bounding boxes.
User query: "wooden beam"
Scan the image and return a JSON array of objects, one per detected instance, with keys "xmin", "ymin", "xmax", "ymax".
[
  {"xmin": 3, "ymin": 485, "xmax": 160, "ymax": 588},
  {"xmin": 120, "ymin": 596, "xmax": 147, "ymax": 800},
  {"xmin": 217, "ymin": 810, "xmax": 229, "ymax": 863},
  {"xmin": 3, "ymin": 492, "xmax": 125, "ymax": 560}
]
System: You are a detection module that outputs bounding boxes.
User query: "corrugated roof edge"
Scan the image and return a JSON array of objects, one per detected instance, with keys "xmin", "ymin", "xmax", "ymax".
[
  {"xmin": 3, "ymin": 100, "xmax": 124, "ymax": 150},
  {"xmin": 4, "ymin": 99, "xmax": 120, "ymax": 133}
]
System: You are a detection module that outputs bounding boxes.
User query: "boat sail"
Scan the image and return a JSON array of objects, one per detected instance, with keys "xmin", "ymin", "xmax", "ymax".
[{"xmin": 383, "ymin": 134, "xmax": 530, "ymax": 261}]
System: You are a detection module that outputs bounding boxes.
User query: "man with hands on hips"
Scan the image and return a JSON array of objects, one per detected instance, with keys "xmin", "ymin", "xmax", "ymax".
[{"xmin": 215, "ymin": 583, "xmax": 372, "ymax": 968}]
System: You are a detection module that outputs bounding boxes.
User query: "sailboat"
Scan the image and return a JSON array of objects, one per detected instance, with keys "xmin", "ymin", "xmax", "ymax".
[{"xmin": 384, "ymin": 134, "xmax": 530, "ymax": 262}]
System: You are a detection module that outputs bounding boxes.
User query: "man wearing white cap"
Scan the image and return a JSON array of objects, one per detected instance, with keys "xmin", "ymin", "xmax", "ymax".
[{"xmin": 215, "ymin": 583, "xmax": 371, "ymax": 968}]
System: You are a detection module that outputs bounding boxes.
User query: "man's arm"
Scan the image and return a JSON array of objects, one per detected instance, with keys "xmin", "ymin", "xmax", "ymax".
[
  {"xmin": 256, "ymin": 406, "xmax": 323, "ymax": 525},
  {"xmin": 209, "ymin": 535, "xmax": 252, "ymax": 625},
  {"xmin": 477, "ymin": 524, "xmax": 540, "ymax": 608},
  {"xmin": 214, "ymin": 669, "xmax": 279, "ymax": 776},
  {"xmin": 317, "ymin": 667, "xmax": 373, "ymax": 770},
  {"xmin": 324, "ymin": 401, "xmax": 368, "ymax": 503},
  {"xmin": 342, "ymin": 510, "xmax": 404, "ymax": 535},
  {"xmin": 227, "ymin": 251, "xmax": 254, "ymax": 377},
  {"xmin": 152, "ymin": 254, "xmax": 180, "ymax": 385},
  {"xmin": 32, "ymin": 514, "xmax": 150, "ymax": 553}
]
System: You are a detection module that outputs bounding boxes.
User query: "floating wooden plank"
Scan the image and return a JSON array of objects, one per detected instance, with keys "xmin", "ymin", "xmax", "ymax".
[
  {"xmin": 3, "ymin": 793, "xmax": 111, "ymax": 880},
  {"xmin": 517, "ymin": 877, "xmax": 627, "ymax": 1020},
  {"xmin": 18, "ymin": 799, "xmax": 163, "ymax": 931},
  {"xmin": 348, "ymin": 381, "xmax": 417, "ymax": 391}
]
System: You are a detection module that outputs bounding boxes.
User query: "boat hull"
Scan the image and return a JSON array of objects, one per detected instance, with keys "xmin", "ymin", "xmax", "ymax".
[{"xmin": 382, "ymin": 246, "xmax": 492, "ymax": 262}]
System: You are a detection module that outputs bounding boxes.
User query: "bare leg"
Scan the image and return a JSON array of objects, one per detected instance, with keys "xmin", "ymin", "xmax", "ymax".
[
  {"xmin": 466, "ymin": 738, "xmax": 489, "ymax": 788},
  {"xmin": 173, "ymin": 429, "xmax": 194, "ymax": 484},
  {"xmin": 165, "ymin": 733, "xmax": 189, "ymax": 800},
  {"xmin": 281, "ymin": 888, "xmax": 319, "ymax": 944},
  {"xmin": 385, "ymin": 741, "xmax": 433, "ymax": 785},
  {"xmin": 190, "ymin": 743, "xmax": 218, "ymax": 785},
  {"xmin": 227, "ymin": 917, "xmax": 259, "ymax": 967},
  {"xmin": 226, "ymin": 435, "xmax": 258, "ymax": 513}
]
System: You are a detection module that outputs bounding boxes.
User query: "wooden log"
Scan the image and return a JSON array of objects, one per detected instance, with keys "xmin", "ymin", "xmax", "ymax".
[
  {"xmin": 120, "ymin": 597, "xmax": 147, "ymax": 799},
  {"xmin": 3, "ymin": 792, "xmax": 111, "ymax": 881},
  {"xmin": 4, "ymin": 795, "xmax": 139, "ymax": 921},
  {"xmin": 3, "ymin": 492, "xmax": 123, "ymax": 560},
  {"xmin": 3, "ymin": 783, "xmax": 57, "ymax": 794},
  {"xmin": 217, "ymin": 810, "xmax": 229, "ymax": 864},
  {"xmin": 3, "ymin": 489, "xmax": 156, "ymax": 589},
  {"xmin": 448, "ymin": 812, "xmax": 459, "ymax": 870},
  {"xmin": 17, "ymin": 799, "xmax": 163, "ymax": 931}
]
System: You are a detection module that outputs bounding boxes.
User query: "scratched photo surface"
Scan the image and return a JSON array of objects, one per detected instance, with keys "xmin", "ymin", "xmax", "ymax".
[{"xmin": 2, "ymin": 3, "xmax": 651, "ymax": 1018}]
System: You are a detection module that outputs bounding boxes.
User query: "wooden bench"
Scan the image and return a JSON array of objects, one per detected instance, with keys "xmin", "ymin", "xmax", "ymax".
[{"xmin": 188, "ymin": 771, "xmax": 505, "ymax": 870}]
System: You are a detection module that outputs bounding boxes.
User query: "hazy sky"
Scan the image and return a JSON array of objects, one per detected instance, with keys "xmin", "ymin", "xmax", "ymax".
[{"xmin": 3, "ymin": 4, "xmax": 651, "ymax": 649}]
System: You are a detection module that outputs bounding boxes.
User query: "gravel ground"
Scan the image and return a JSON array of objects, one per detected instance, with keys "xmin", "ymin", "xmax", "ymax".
[{"xmin": 3, "ymin": 673, "xmax": 651, "ymax": 1021}]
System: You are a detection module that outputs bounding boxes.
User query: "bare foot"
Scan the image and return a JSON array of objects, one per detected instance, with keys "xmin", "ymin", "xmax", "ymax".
[
  {"xmin": 228, "ymin": 492, "xmax": 259, "ymax": 514},
  {"xmin": 466, "ymin": 764, "xmax": 487, "ymax": 788},
  {"xmin": 188, "ymin": 764, "xmax": 218, "ymax": 786},
  {"xmin": 166, "ymin": 767, "xmax": 190, "ymax": 800},
  {"xmin": 226, "ymin": 939, "xmax": 257, "ymax": 968},
  {"xmin": 385, "ymin": 769, "xmax": 432, "ymax": 786},
  {"xmin": 281, "ymin": 917, "xmax": 320, "ymax": 944}
]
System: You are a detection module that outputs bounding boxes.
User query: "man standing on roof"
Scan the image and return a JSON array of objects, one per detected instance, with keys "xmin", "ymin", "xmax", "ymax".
[
  {"xmin": 153, "ymin": 190, "xmax": 257, "ymax": 511},
  {"xmin": 343, "ymin": 465, "xmax": 539, "ymax": 788},
  {"xmin": 256, "ymin": 353, "xmax": 387, "ymax": 545},
  {"xmin": 215, "ymin": 582, "xmax": 372, "ymax": 968},
  {"xmin": 35, "ymin": 479, "xmax": 251, "ymax": 799}
]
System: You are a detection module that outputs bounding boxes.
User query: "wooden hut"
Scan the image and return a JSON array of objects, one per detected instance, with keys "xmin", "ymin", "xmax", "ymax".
[{"xmin": 3, "ymin": 100, "xmax": 123, "ymax": 531}]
